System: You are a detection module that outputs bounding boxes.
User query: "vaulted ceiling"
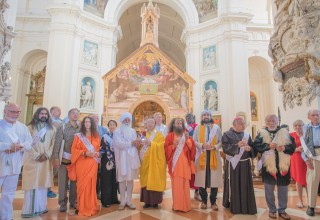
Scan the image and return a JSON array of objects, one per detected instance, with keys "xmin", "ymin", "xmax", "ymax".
[{"xmin": 116, "ymin": 3, "xmax": 186, "ymax": 70}]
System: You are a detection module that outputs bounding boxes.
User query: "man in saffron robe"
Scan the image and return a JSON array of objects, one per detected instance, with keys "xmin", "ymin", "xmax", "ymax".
[
  {"xmin": 193, "ymin": 110, "xmax": 223, "ymax": 211},
  {"xmin": 164, "ymin": 118, "xmax": 196, "ymax": 212},
  {"xmin": 222, "ymin": 117, "xmax": 257, "ymax": 214},
  {"xmin": 253, "ymin": 115, "xmax": 295, "ymax": 220},
  {"xmin": 140, "ymin": 118, "xmax": 166, "ymax": 208}
]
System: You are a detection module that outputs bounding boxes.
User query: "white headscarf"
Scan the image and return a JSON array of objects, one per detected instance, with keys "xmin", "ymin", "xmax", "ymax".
[
  {"xmin": 120, "ymin": 112, "xmax": 132, "ymax": 123},
  {"xmin": 201, "ymin": 110, "xmax": 212, "ymax": 116}
]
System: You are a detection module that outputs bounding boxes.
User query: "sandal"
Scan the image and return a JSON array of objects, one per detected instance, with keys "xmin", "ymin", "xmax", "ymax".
[
  {"xmin": 279, "ymin": 212, "xmax": 291, "ymax": 220},
  {"xmin": 268, "ymin": 212, "xmax": 277, "ymax": 219}
]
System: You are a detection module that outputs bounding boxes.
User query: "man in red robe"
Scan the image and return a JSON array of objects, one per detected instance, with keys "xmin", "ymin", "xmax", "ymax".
[{"xmin": 164, "ymin": 118, "xmax": 196, "ymax": 212}]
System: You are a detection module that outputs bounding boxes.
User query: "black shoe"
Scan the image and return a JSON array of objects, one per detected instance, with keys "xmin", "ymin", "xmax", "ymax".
[
  {"xmin": 143, "ymin": 204, "xmax": 151, "ymax": 208},
  {"xmin": 102, "ymin": 204, "xmax": 111, "ymax": 208},
  {"xmin": 306, "ymin": 207, "xmax": 315, "ymax": 216},
  {"xmin": 153, "ymin": 204, "xmax": 159, "ymax": 208},
  {"xmin": 75, "ymin": 209, "xmax": 79, "ymax": 215},
  {"xmin": 113, "ymin": 200, "xmax": 121, "ymax": 204}
]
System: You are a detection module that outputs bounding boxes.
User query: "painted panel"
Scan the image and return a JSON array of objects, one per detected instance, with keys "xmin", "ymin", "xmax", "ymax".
[
  {"xmin": 82, "ymin": 40, "xmax": 99, "ymax": 66},
  {"xmin": 203, "ymin": 45, "xmax": 217, "ymax": 70},
  {"xmin": 83, "ymin": 0, "xmax": 108, "ymax": 18},
  {"xmin": 193, "ymin": 0, "xmax": 218, "ymax": 23}
]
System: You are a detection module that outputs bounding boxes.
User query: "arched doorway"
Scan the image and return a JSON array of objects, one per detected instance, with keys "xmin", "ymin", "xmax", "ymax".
[{"xmin": 132, "ymin": 100, "xmax": 166, "ymax": 133}]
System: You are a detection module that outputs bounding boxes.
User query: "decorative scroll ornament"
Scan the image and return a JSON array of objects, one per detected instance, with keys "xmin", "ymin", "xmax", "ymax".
[
  {"xmin": 0, "ymin": 0, "xmax": 15, "ymax": 101},
  {"xmin": 269, "ymin": 0, "xmax": 320, "ymax": 109}
]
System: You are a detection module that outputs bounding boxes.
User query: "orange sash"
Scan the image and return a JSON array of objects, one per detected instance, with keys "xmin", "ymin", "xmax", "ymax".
[{"xmin": 198, "ymin": 125, "xmax": 218, "ymax": 170}]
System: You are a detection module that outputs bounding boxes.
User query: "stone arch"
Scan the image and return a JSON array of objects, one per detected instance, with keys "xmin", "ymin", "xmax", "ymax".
[
  {"xmin": 128, "ymin": 95, "xmax": 171, "ymax": 124},
  {"xmin": 248, "ymin": 55, "xmax": 276, "ymax": 131},
  {"xmin": 17, "ymin": 49, "xmax": 48, "ymax": 122},
  {"xmin": 104, "ymin": 0, "xmax": 199, "ymax": 28}
]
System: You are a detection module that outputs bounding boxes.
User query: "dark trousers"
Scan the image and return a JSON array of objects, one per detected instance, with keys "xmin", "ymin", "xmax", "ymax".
[{"xmin": 199, "ymin": 187, "xmax": 218, "ymax": 205}]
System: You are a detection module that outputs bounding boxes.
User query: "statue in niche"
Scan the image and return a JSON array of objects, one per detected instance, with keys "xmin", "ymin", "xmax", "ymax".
[
  {"xmin": 204, "ymin": 85, "xmax": 218, "ymax": 112},
  {"xmin": 0, "ymin": 62, "xmax": 11, "ymax": 87},
  {"xmin": 81, "ymin": 81, "xmax": 94, "ymax": 108},
  {"xmin": 146, "ymin": 16, "xmax": 153, "ymax": 33}
]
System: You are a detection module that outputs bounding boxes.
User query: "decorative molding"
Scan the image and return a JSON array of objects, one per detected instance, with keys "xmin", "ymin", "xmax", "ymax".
[
  {"xmin": 269, "ymin": 0, "xmax": 320, "ymax": 109},
  {"xmin": 0, "ymin": 0, "xmax": 15, "ymax": 101}
]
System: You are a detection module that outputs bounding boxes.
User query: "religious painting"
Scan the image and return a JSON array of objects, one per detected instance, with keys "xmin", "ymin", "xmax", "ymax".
[
  {"xmin": 203, "ymin": 45, "xmax": 216, "ymax": 70},
  {"xmin": 250, "ymin": 92, "xmax": 258, "ymax": 121},
  {"xmin": 83, "ymin": 0, "xmax": 108, "ymax": 18},
  {"xmin": 193, "ymin": 0, "xmax": 218, "ymax": 23},
  {"xmin": 105, "ymin": 47, "xmax": 191, "ymax": 113},
  {"xmin": 80, "ymin": 77, "xmax": 95, "ymax": 109},
  {"xmin": 212, "ymin": 115, "xmax": 221, "ymax": 128},
  {"xmin": 203, "ymin": 80, "xmax": 218, "ymax": 112},
  {"xmin": 82, "ymin": 40, "xmax": 99, "ymax": 66}
]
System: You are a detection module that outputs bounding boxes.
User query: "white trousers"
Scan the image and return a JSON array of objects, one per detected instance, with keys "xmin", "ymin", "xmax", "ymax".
[
  {"xmin": 119, "ymin": 180, "xmax": 133, "ymax": 206},
  {"xmin": 0, "ymin": 174, "xmax": 19, "ymax": 220},
  {"xmin": 22, "ymin": 187, "xmax": 48, "ymax": 217}
]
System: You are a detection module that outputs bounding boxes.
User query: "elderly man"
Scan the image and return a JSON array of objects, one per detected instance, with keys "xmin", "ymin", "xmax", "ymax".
[
  {"xmin": 185, "ymin": 113, "xmax": 200, "ymax": 201},
  {"xmin": 48, "ymin": 106, "xmax": 62, "ymax": 198},
  {"xmin": 140, "ymin": 118, "xmax": 166, "ymax": 208},
  {"xmin": 222, "ymin": 117, "xmax": 257, "ymax": 214},
  {"xmin": 164, "ymin": 117, "xmax": 196, "ymax": 212},
  {"xmin": 253, "ymin": 115, "xmax": 295, "ymax": 220},
  {"xmin": 90, "ymin": 114, "xmax": 107, "ymax": 138},
  {"xmin": 154, "ymin": 112, "xmax": 167, "ymax": 136},
  {"xmin": 0, "ymin": 103, "xmax": 32, "ymax": 220},
  {"xmin": 53, "ymin": 108, "xmax": 80, "ymax": 212},
  {"xmin": 21, "ymin": 107, "xmax": 56, "ymax": 217},
  {"xmin": 300, "ymin": 109, "xmax": 320, "ymax": 216},
  {"xmin": 193, "ymin": 110, "xmax": 223, "ymax": 211},
  {"xmin": 113, "ymin": 112, "xmax": 141, "ymax": 210}
]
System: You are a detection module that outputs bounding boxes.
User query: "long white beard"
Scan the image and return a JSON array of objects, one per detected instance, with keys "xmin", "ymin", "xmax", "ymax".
[{"xmin": 120, "ymin": 124, "xmax": 132, "ymax": 139}]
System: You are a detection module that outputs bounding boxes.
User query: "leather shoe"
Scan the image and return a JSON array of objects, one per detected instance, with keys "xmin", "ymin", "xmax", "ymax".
[
  {"xmin": 306, "ymin": 207, "xmax": 315, "ymax": 216},
  {"xmin": 200, "ymin": 202, "xmax": 207, "ymax": 209},
  {"xmin": 143, "ymin": 204, "xmax": 150, "ymax": 208},
  {"xmin": 278, "ymin": 212, "xmax": 290, "ymax": 220},
  {"xmin": 59, "ymin": 206, "xmax": 67, "ymax": 212}
]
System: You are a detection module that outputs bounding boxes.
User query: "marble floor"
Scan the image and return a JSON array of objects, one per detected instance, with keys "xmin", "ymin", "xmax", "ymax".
[{"xmin": 7, "ymin": 180, "xmax": 320, "ymax": 220}]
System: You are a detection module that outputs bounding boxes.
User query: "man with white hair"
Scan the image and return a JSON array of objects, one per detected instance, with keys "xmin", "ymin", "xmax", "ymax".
[
  {"xmin": 253, "ymin": 114, "xmax": 295, "ymax": 220},
  {"xmin": 301, "ymin": 109, "xmax": 320, "ymax": 217},
  {"xmin": 154, "ymin": 112, "xmax": 167, "ymax": 136},
  {"xmin": 0, "ymin": 103, "xmax": 32, "ymax": 220},
  {"xmin": 113, "ymin": 112, "xmax": 141, "ymax": 210}
]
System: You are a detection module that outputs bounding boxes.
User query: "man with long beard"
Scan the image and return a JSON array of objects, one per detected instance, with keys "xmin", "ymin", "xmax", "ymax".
[
  {"xmin": 113, "ymin": 112, "xmax": 141, "ymax": 210},
  {"xmin": 164, "ymin": 118, "xmax": 196, "ymax": 212},
  {"xmin": 193, "ymin": 110, "xmax": 223, "ymax": 211},
  {"xmin": 253, "ymin": 115, "xmax": 295, "ymax": 220},
  {"xmin": 22, "ymin": 107, "xmax": 56, "ymax": 217}
]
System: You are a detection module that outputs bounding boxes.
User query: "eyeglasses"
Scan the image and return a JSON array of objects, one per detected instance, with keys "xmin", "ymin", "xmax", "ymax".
[{"xmin": 7, "ymin": 110, "xmax": 21, "ymax": 114}]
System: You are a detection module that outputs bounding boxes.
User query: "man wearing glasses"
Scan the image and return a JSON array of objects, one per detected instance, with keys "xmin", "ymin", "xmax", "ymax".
[
  {"xmin": 0, "ymin": 103, "xmax": 32, "ymax": 219},
  {"xmin": 52, "ymin": 108, "xmax": 80, "ymax": 212}
]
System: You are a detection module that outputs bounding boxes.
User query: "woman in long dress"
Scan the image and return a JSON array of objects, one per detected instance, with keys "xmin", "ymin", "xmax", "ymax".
[
  {"xmin": 100, "ymin": 120, "xmax": 120, "ymax": 207},
  {"xmin": 71, "ymin": 116, "xmax": 100, "ymax": 216},
  {"xmin": 290, "ymin": 120, "xmax": 307, "ymax": 208}
]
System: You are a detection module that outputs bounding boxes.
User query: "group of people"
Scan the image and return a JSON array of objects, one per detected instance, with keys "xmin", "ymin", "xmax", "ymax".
[{"xmin": 1, "ymin": 103, "xmax": 320, "ymax": 220}]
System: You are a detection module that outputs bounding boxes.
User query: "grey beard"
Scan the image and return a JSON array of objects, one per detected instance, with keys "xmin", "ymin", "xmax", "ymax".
[{"xmin": 40, "ymin": 117, "xmax": 48, "ymax": 122}]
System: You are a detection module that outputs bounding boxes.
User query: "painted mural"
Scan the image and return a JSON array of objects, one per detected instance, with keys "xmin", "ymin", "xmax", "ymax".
[
  {"xmin": 203, "ymin": 80, "xmax": 218, "ymax": 112},
  {"xmin": 203, "ymin": 45, "xmax": 216, "ymax": 70},
  {"xmin": 82, "ymin": 40, "xmax": 98, "ymax": 66},
  {"xmin": 103, "ymin": 44, "xmax": 195, "ymax": 121},
  {"xmin": 250, "ymin": 92, "xmax": 258, "ymax": 121},
  {"xmin": 84, "ymin": 0, "xmax": 108, "ymax": 18},
  {"xmin": 193, "ymin": 0, "xmax": 218, "ymax": 23}
]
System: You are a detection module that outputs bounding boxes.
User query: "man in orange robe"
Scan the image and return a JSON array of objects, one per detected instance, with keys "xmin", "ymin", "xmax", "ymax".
[{"xmin": 164, "ymin": 118, "xmax": 196, "ymax": 212}]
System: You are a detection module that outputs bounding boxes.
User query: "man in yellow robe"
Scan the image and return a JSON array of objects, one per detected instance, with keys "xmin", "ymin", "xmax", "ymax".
[{"xmin": 140, "ymin": 118, "xmax": 166, "ymax": 208}]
